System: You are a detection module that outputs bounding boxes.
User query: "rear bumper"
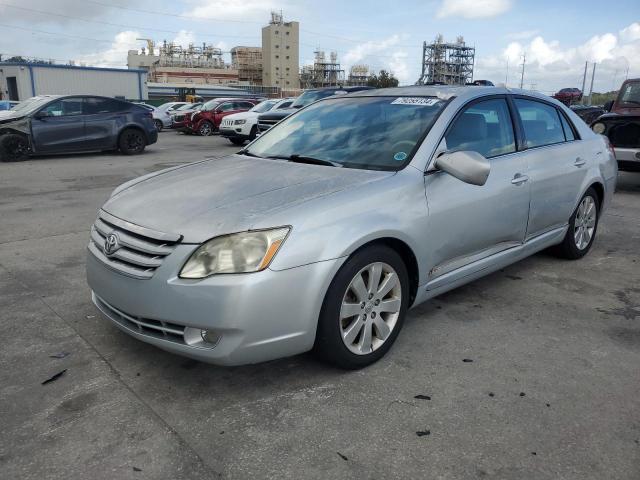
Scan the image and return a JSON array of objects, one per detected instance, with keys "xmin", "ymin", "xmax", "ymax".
[
  {"xmin": 615, "ymin": 147, "xmax": 640, "ymax": 171},
  {"xmin": 86, "ymin": 244, "xmax": 344, "ymax": 365}
]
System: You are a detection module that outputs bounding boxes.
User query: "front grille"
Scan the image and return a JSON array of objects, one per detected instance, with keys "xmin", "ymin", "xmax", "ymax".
[
  {"xmin": 88, "ymin": 210, "xmax": 180, "ymax": 279},
  {"xmin": 94, "ymin": 295, "xmax": 187, "ymax": 345},
  {"xmin": 173, "ymin": 114, "xmax": 186, "ymax": 122},
  {"xmin": 221, "ymin": 119, "xmax": 233, "ymax": 128}
]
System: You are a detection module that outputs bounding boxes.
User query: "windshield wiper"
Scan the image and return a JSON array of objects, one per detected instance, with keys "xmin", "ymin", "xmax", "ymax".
[
  {"xmin": 266, "ymin": 154, "xmax": 341, "ymax": 167},
  {"xmin": 238, "ymin": 149, "xmax": 262, "ymax": 158}
]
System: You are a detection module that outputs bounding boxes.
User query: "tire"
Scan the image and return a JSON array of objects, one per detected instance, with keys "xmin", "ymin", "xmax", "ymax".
[
  {"xmin": 118, "ymin": 128, "xmax": 146, "ymax": 155},
  {"xmin": 229, "ymin": 138, "xmax": 245, "ymax": 146},
  {"xmin": 248, "ymin": 125, "xmax": 257, "ymax": 141},
  {"xmin": 0, "ymin": 133, "xmax": 29, "ymax": 162},
  {"xmin": 154, "ymin": 120, "xmax": 163, "ymax": 132},
  {"xmin": 198, "ymin": 121, "xmax": 214, "ymax": 136},
  {"xmin": 552, "ymin": 187, "xmax": 600, "ymax": 259},
  {"xmin": 314, "ymin": 245, "xmax": 410, "ymax": 369}
]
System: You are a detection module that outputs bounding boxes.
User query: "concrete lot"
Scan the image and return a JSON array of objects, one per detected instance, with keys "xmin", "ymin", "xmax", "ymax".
[{"xmin": 1, "ymin": 132, "xmax": 639, "ymax": 480}]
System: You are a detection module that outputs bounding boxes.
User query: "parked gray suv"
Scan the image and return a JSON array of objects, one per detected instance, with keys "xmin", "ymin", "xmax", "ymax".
[
  {"xmin": 87, "ymin": 86, "xmax": 616, "ymax": 369},
  {"xmin": 0, "ymin": 95, "xmax": 158, "ymax": 161}
]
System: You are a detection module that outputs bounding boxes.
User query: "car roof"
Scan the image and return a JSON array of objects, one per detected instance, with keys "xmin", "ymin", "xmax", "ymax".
[{"xmin": 345, "ymin": 85, "xmax": 557, "ymax": 103}]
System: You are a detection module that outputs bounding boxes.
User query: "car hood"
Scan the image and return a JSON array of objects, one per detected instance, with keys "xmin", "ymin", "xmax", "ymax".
[
  {"xmin": 224, "ymin": 111, "xmax": 258, "ymax": 122},
  {"xmin": 259, "ymin": 108, "xmax": 298, "ymax": 121},
  {"xmin": 102, "ymin": 154, "xmax": 393, "ymax": 243},
  {"xmin": 0, "ymin": 111, "xmax": 23, "ymax": 122}
]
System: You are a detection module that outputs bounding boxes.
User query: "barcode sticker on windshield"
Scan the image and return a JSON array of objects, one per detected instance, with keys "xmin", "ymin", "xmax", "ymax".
[{"xmin": 391, "ymin": 97, "xmax": 440, "ymax": 106}]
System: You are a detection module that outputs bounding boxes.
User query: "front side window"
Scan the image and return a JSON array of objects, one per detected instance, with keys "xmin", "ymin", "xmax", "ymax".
[
  {"xmin": 218, "ymin": 103, "xmax": 235, "ymax": 112},
  {"xmin": 618, "ymin": 82, "xmax": 640, "ymax": 106},
  {"xmin": 445, "ymin": 98, "xmax": 515, "ymax": 158},
  {"xmin": 40, "ymin": 98, "xmax": 84, "ymax": 117},
  {"xmin": 514, "ymin": 98, "xmax": 565, "ymax": 148},
  {"xmin": 245, "ymin": 96, "xmax": 447, "ymax": 171}
]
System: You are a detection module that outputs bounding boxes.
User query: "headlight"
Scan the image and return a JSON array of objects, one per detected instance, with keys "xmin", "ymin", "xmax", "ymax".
[
  {"xmin": 179, "ymin": 227, "xmax": 290, "ymax": 279},
  {"xmin": 234, "ymin": 119, "xmax": 246, "ymax": 125},
  {"xmin": 592, "ymin": 122, "xmax": 606, "ymax": 134}
]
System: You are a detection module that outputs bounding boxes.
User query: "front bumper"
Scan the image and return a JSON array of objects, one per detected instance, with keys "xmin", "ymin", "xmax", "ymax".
[
  {"xmin": 615, "ymin": 147, "xmax": 640, "ymax": 171},
  {"xmin": 86, "ymin": 244, "xmax": 343, "ymax": 365},
  {"xmin": 219, "ymin": 127, "xmax": 250, "ymax": 140}
]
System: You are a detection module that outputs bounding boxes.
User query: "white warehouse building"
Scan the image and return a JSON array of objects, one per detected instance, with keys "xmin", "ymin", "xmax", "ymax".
[{"xmin": 0, "ymin": 63, "xmax": 148, "ymax": 102}]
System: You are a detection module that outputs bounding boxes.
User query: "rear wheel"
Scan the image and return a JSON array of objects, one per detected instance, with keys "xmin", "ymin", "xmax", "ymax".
[
  {"xmin": 118, "ymin": 128, "xmax": 146, "ymax": 155},
  {"xmin": 248, "ymin": 125, "xmax": 258, "ymax": 141},
  {"xmin": 198, "ymin": 121, "xmax": 214, "ymax": 136},
  {"xmin": 552, "ymin": 187, "xmax": 600, "ymax": 259},
  {"xmin": 0, "ymin": 133, "xmax": 29, "ymax": 162},
  {"xmin": 314, "ymin": 245, "xmax": 409, "ymax": 369}
]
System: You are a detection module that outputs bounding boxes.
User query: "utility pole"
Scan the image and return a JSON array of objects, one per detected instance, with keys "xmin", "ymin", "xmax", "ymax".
[
  {"xmin": 519, "ymin": 54, "xmax": 526, "ymax": 89},
  {"xmin": 505, "ymin": 58, "xmax": 509, "ymax": 86},
  {"xmin": 587, "ymin": 62, "xmax": 596, "ymax": 106},
  {"xmin": 581, "ymin": 61, "xmax": 588, "ymax": 104}
]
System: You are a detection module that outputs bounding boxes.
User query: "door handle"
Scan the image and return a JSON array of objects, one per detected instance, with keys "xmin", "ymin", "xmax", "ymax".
[
  {"xmin": 511, "ymin": 174, "xmax": 529, "ymax": 185},
  {"xmin": 574, "ymin": 157, "xmax": 586, "ymax": 167}
]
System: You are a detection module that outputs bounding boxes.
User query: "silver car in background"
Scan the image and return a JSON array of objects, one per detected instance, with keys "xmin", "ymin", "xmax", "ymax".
[{"xmin": 86, "ymin": 86, "xmax": 617, "ymax": 369}]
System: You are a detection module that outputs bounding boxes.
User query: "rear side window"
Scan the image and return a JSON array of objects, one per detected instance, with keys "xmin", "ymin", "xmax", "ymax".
[
  {"xmin": 445, "ymin": 98, "xmax": 516, "ymax": 158},
  {"xmin": 514, "ymin": 99, "xmax": 565, "ymax": 148},
  {"xmin": 85, "ymin": 98, "xmax": 125, "ymax": 114},
  {"xmin": 218, "ymin": 102, "xmax": 235, "ymax": 112},
  {"xmin": 559, "ymin": 113, "xmax": 576, "ymax": 141}
]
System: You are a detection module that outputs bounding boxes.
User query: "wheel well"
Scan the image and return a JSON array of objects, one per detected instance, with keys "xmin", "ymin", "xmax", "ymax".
[
  {"xmin": 589, "ymin": 182, "xmax": 604, "ymax": 207},
  {"xmin": 354, "ymin": 237, "xmax": 419, "ymax": 307}
]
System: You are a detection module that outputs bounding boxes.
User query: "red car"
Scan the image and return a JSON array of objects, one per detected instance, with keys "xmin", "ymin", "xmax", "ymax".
[
  {"xmin": 552, "ymin": 88, "xmax": 582, "ymax": 105},
  {"xmin": 183, "ymin": 98, "xmax": 259, "ymax": 136}
]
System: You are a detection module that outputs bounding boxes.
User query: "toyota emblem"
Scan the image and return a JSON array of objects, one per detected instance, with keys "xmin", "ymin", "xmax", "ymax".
[{"xmin": 103, "ymin": 232, "xmax": 120, "ymax": 256}]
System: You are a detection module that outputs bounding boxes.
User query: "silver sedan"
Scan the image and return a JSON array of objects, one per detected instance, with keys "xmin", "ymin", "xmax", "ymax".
[{"xmin": 86, "ymin": 86, "xmax": 617, "ymax": 369}]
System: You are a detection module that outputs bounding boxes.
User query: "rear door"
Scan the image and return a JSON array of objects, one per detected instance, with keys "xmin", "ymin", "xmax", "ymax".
[
  {"xmin": 423, "ymin": 96, "xmax": 531, "ymax": 289},
  {"xmin": 213, "ymin": 101, "xmax": 239, "ymax": 127},
  {"xmin": 511, "ymin": 97, "xmax": 588, "ymax": 239},
  {"xmin": 31, "ymin": 97, "xmax": 86, "ymax": 153},
  {"xmin": 83, "ymin": 97, "xmax": 127, "ymax": 149}
]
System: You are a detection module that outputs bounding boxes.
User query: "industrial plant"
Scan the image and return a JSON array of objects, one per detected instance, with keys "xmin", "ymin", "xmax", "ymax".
[{"xmin": 416, "ymin": 35, "xmax": 476, "ymax": 86}]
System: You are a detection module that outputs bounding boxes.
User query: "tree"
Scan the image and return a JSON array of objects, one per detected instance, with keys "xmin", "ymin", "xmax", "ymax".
[{"xmin": 367, "ymin": 70, "xmax": 399, "ymax": 88}]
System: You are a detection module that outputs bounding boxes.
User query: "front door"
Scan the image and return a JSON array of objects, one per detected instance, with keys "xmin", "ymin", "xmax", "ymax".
[
  {"xmin": 423, "ymin": 97, "xmax": 531, "ymax": 289},
  {"xmin": 31, "ymin": 97, "xmax": 86, "ymax": 153}
]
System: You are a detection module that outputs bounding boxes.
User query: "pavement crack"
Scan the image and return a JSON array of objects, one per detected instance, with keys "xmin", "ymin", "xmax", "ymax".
[{"xmin": 0, "ymin": 262, "xmax": 222, "ymax": 478}]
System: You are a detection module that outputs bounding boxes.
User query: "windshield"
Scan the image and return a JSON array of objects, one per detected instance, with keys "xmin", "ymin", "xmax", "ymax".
[
  {"xmin": 291, "ymin": 89, "xmax": 343, "ymax": 108},
  {"xmin": 245, "ymin": 96, "xmax": 447, "ymax": 171},
  {"xmin": 176, "ymin": 103, "xmax": 197, "ymax": 111},
  {"xmin": 10, "ymin": 96, "xmax": 56, "ymax": 115},
  {"xmin": 618, "ymin": 82, "xmax": 640, "ymax": 105},
  {"xmin": 202, "ymin": 99, "xmax": 221, "ymax": 111},
  {"xmin": 251, "ymin": 100, "xmax": 278, "ymax": 113}
]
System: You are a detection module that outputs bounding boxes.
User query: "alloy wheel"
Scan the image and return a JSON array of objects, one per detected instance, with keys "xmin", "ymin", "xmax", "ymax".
[
  {"xmin": 125, "ymin": 132, "xmax": 144, "ymax": 152},
  {"xmin": 4, "ymin": 136, "xmax": 28, "ymax": 161},
  {"xmin": 339, "ymin": 262, "xmax": 402, "ymax": 355},
  {"xmin": 574, "ymin": 196, "xmax": 597, "ymax": 250},
  {"xmin": 199, "ymin": 122, "xmax": 213, "ymax": 136}
]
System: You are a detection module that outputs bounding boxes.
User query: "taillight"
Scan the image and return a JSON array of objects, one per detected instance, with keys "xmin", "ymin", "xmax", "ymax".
[{"xmin": 144, "ymin": 112, "xmax": 153, "ymax": 119}]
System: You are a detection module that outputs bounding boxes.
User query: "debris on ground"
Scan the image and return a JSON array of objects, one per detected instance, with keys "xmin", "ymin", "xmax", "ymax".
[
  {"xmin": 414, "ymin": 395, "xmax": 431, "ymax": 400},
  {"xmin": 462, "ymin": 358, "xmax": 474, "ymax": 363},
  {"xmin": 416, "ymin": 430, "xmax": 431, "ymax": 437},
  {"xmin": 49, "ymin": 352, "xmax": 70, "ymax": 359},
  {"xmin": 41, "ymin": 369, "xmax": 67, "ymax": 385},
  {"xmin": 337, "ymin": 452, "xmax": 348, "ymax": 461}
]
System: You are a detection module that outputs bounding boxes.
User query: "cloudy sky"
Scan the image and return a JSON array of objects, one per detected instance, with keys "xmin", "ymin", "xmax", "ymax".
[{"xmin": 0, "ymin": 0, "xmax": 638, "ymax": 93}]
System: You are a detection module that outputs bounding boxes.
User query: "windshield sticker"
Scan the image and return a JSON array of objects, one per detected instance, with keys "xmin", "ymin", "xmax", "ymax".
[
  {"xmin": 393, "ymin": 152, "xmax": 408, "ymax": 161},
  {"xmin": 391, "ymin": 97, "xmax": 440, "ymax": 106}
]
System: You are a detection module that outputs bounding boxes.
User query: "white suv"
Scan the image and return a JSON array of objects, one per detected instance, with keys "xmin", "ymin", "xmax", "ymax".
[{"xmin": 219, "ymin": 98, "xmax": 294, "ymax": 145}]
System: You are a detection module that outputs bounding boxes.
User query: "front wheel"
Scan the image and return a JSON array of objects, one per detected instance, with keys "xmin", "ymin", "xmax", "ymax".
[
  {"xmin": 0, "ymin": 134, "xmax": 29, "ymax": 162},
  {"xmin": 118, "ymin": 128, "xmax": 146, "ymax": 155},
  {"xmin": 229, "ymin": 138, "xmax": 245, "ymax": 146},
  {"xmin": 154, "ymin": 119, "xmax": 163, "ymax": 132},
  {"xmin": 314, "ymin": 245, "xmax": 409, "ymax": 369},
  {"xmin": 552, "ymin": 187, "xmax": 600, "ymax": 259},
  {"xmin": 198, "ymin": 121, "xmax": 214, "ymax": 136}
]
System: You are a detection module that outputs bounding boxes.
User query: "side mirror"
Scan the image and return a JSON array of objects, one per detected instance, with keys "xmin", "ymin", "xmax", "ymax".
[
  {"xmin": 34, "ymin": 111, "xmax": 50, "ymax": 120},
  {"xmin": 603, "ymin": 100, "xmax": 614, "ymax": 112},
  {"xmin": 434, "ymin": 151, "xmax": 490, "ymax": 186}
]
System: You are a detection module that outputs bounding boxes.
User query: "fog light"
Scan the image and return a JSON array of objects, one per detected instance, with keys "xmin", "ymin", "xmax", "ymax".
[{"xmin": 200, "ymin": 329, "xmax": 222, "ymax": 346}]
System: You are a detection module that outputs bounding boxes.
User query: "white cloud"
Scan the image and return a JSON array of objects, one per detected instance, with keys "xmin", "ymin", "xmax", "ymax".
[
  {"xmin": 506, "ymin": 30, "xmax": 540, "ymax": 41},
  {"xmin": 342, "ymin": 35, "xmax": 412, "ymax": 84},
  {"xmin": 0, "ymin": 0, "xmax": 135, "ymax": 24},
  {"xmin": 183, "ymin": 0, "xmax": 280, "ymax": 21},
  {"xmin": 437, "ymin": 0, "xmax": 511, "ymax": 19},
  {"xmin": 619, "ymin": 22, "xmax": 640, "ymax": 43},
  {"xmin": 173, "ymin": 30, "xmax": 196, "ymax": 47},
  {"xmin": 476, "ymin": 22, "xmax": 640, "ymax": 93},
  {"xmin": 78, "ymin": 31, "xmax": 141, "ymax": 68}
]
